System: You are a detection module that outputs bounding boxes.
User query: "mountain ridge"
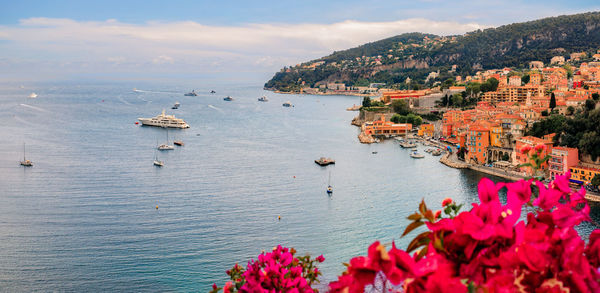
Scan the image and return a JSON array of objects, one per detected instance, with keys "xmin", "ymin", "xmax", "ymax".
[{"xmin": 265, "ymin": 12, "xmax": 600, "ymax": 91}]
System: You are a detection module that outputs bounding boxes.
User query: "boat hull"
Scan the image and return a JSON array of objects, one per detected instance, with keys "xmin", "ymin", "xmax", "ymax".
[{"xmin": 138, "ymin": 119, "xmax": 189, "ymax": 128}]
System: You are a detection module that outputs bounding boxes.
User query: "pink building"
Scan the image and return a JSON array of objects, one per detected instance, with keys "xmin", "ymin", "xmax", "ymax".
[{"xmin": 548, "ymin": 146, "xmax": 579, "ymax": 180}]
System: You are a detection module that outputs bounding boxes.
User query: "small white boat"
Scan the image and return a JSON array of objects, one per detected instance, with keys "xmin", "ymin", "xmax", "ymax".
[
  {"xmin": 153, "ymin": 152, "xmax": 163, "ymax": 167},
  {"xmin": 28, "ymin": 93, "xmax": 37, "ymax": 98},
  {"xmin": 410, "ymin": 151, "xmax": 425, "ymax": 159},
  {"xmin": 157, "ymin": 130, "xmax": 175, "ymax": 150},
  {"xmin": 172, "ymin": 102, "xmax": 180, "ymax": 109},
  {"xmin": 326, "ymin": 171, "xmax": 333, "ymax": 194},
  {"xmin": 258, "ymin": 96, "xmax": 269, "ymax": 102}
]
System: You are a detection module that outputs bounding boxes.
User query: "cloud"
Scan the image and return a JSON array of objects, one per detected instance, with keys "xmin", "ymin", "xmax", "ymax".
[{"xmin": 0, "ymin": 17, "xmax": 487, "ymax": 78}]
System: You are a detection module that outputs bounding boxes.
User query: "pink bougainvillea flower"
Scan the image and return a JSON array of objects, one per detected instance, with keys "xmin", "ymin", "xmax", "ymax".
[
  {"xmin": 223, "ymin": 282, "xmax": 233, "ymax": 293},
  {"xmin": 478, "ymin": 177, "xmax": 501, "ymax": 205},
  {"xmin": 520, "ymin": 145, "xmax": 532, "ymax": 154},
  {"xmin": 533, "ymin": 181, "xmax": 564, "ymax": 211},
  {"xmin": 316, "ymin": 255, "xmax": 325, "ymax": 263},
  {"xmin": 442, "ymin": 197, "xmax": 453, "ymax": 207},
  {"xmin": 506, "ymin": 179, "xmax": 532, "ymax": 206},
  {"xmin": 585, "ymin": 230, "xmax": 600, "ymax": 268},
  {"xmin": 534, "ymin": 144, "xmax": 546, "ymax": 152},
  {"xmin": 551, "ymin": 171, "xmax": 572, "ymax": 194}
]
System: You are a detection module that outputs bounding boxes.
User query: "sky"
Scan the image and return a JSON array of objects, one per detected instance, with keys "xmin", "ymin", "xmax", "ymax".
[{"xmin": 1, "ymin": 0, "xmax": 599, "ymax": 82}]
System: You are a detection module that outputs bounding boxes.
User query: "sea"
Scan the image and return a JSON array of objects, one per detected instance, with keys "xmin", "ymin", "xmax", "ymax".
[{"xmin": 0, "ymin": 81, "xmax": 598, "ymax": 292}]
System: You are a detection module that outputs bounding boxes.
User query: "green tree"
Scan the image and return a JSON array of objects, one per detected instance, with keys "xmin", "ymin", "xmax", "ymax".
[
  {"xmin": 362, "ymin": 97, "xmax": 372, "ymax": 108},
  {"xmin": 550, "ymin": 93, "xmax": 556, "ymax": 110},
  {"xmin": 451, "ymin": 93, "xmax": 464, "ymax": 107},
  {"xmin": 567, "ymin": 106, "xmax": 575, "ymax": 115},
  {"xmin": 541, "ymin": 110, "xmax": 549, "ymax": 116},
  {"xmin": 392, "ymin": 99, "xmax": 411, "ymax": 115},
  {"xmin": 592, "ymin": 174, "xmax": 600, "ymax": 187},
  {"xmin": 406, "ymin": 113, "xmax": 423, "ymax": 126},
  {"xmin": 390, "ymin": 114, "xmax": 405, "ymax": 123},
  {"xmin": 592, "ymin": 93, "xmax": 600, "ymax": 101},
  {"xmin": 585, "ymin": 99, "xmax": 596, "ymax": 111},
  {"xmin": 466, "ymin": 83, "xmax": 481, "ymax": 97},
  {"xmin": 521, "ymin": 74, "xmax": 530, "ymax": 85}
]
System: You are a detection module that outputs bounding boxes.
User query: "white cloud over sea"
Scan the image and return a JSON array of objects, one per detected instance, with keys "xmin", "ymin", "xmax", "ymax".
[{"xmin": 0, "ymin": 17, "xmax": 487, "ymax": 80}]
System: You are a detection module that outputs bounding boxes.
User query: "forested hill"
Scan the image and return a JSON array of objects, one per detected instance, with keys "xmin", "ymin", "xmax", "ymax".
[{"xmin": 265, "ymin": 12, "xmax": 600, "ymax": 91}]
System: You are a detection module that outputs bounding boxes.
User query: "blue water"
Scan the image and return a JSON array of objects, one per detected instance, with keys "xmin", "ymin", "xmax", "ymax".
[{"xmin": 0, "ymin": 81, "xmax": 598, "ymax": 291}]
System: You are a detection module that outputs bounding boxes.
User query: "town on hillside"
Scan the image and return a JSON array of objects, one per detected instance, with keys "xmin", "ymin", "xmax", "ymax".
[{"xmin": 349, "ymin": 52, "xmax": 600, "ymax": 194}]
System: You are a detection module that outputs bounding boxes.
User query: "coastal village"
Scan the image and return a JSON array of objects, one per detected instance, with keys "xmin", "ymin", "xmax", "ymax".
[{"xmin": 307, "ymin": 52, "xmax": 600, "ymax": 197}]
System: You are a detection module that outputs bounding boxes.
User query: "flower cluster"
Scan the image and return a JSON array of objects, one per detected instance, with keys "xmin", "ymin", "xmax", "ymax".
[
  {"xmin": 520, "ymin": 143, "xmax": 550, "ymax": 180},
  {"xmin": 329, "ymin": 173, "xmax": 600, "ymax": 292},
  {"xmin": 211, "ymin": 245, "xmax": 324, "ymax": 293}
]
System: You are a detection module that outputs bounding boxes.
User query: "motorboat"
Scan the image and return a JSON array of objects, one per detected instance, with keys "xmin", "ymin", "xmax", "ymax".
[
  {"xmin": 184, "ymin": 90, "xmax": 197, "ymax": 96},
  {"xmin": 258, "ymin": 96, "xmax": 269, "ymax": 102},
  {"xmin": 171, "ymin": 102, "xmax": 180, "ymax": 109},
  {"xmin": 138, "ymin": 110, "xmax": 190, "ymax": 128},
  {"xmin": 174, "ymin": 140, "xmax": 184, "ymax": 146},
  {"xmin": 315, "ymin": 157, "xmax": 335, "ymax": 166},
  {"xmin": 282, "ymin": 101, "xmax": 292, "ymax": 107},
  {"xmin": 410, "ymin": 151, "xmax": 425, "ymax": 159},
  {"xmin": 210, "ymin": 90, "xmax": 216, "ymax": 94},
  {"xmin": 28, "ymin": 93, "xmax": 37, "ymax": 98},
  {"xmin": 224, "ymin": 96, "xmax": 234, "ymax": 101}
]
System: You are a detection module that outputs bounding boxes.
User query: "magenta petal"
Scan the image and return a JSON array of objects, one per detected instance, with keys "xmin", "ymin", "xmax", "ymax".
[{"xmin": 478, "ymin": 178, "xmax": 500, "ymax": 204}]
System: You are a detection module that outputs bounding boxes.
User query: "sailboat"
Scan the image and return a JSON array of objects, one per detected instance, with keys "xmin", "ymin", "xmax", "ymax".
[
  {"xmin": 157, "ymin": 129, "xmax": 174, "ymax": 150},
  {"xmin": 20, "ymin": 143, "xmax": 33, "ymax": 167},
  {"xmin": 326, "ymin": 171, "xmax": 333, "ymax": 194},
  {"xmin": 153, "ymin": 151, "xmax": 164, "ymax": 167}
]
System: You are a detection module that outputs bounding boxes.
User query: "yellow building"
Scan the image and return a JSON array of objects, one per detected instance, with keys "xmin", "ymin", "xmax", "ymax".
[
  {"xmin": 490, "ymin": 125, "xmax": 503, "ymax": 147},
  {"xmin": 569, "ymin": 166, "xmax": 600, "ymax": 185},
  {"xmin": 418, "ymin": 124, "xmax": 434, "ymax": 137}
]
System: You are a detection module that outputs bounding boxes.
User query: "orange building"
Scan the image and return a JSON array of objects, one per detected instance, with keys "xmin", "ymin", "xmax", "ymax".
[
  {"xmin": 529, "ymin": 73, "xmax": 541, "ymax": 86},
  {"xmin": 363, "ymin": 115, "xmax": 412, "ymax": 136},
  {"xmin": 482, "ymin": 85, "xmax": 545, "ymax": 104},
  {"xmin": 515, "ymin": 136, "xmax": 554, "ymax": 176},
  {"xmin": 418, "ymin": 124, "xmax": 434, "ymax": 137},
  {"xmin": 381, "ymin": 90, "xmax": 428, "ymax": 104},
  {"xmin": 465, "ymin": 122, "xmax": 490, "ymax": 164}
]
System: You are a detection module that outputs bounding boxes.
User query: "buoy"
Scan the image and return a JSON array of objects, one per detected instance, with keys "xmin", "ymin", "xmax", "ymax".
[
  {"xmin": 156, "ymin": 205, "xmax": 159, "ymax": 209},
  {"xmin": 135, "ymin": 122, "xmax": 139, "ymax": 125},
  {"xmin": 278, "ymin": 216, "xmax": 281, "ymax": 220}
]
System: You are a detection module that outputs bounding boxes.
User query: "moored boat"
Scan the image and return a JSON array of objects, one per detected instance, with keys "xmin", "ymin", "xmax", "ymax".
[
  {"xmin": 315, "ymin": 157, "xmax": 335, "ymax": 166},
  {"xmin": 172, "ymin": 102, "xmax": 180, "ymax": 109},
  {"xmin": 184, "ymin": 90, "xmax": 197, "ymax": 96},
  {"xmin": 20, "ymin": 143, "xmax": 33, "ymax": 167},
  {"xmin": 258, "ymin": 96, "xmax": 269, "ymax": 102},
  {"xmin": 282, "ymin": 101, "xmax": 292, "ymax": 107},
  {"xmin": 138, "ymin": 110, "xmax": 189, "ymax": 128},
  {"xmin": 410, "ymin": 151, "xmax": 425, "ymax": 159},
  {"xmin": 28, "ymin": 93, "xmax": 37, "ymax": 98},
  {"xmin": 224, "ymin": 96, "xmax": 234, "ymax": 101}
]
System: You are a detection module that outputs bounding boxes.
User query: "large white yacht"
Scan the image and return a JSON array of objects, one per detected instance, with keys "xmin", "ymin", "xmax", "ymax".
[{"xmin": 138, "ymin": 110, "xmax": 190, "ymax": 128}]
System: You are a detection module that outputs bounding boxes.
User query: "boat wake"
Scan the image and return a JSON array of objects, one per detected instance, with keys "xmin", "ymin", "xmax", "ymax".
[
  {"xmin": 19, "ymin": 103, "xmax": 49, "ymax": 113},
  {"xmin": 207, "ymin": 105, "xmax": 224, "ymax": 114},
  {"xmin": 133, "ymin": 88, "xmax": 179, "ymax": 94}
]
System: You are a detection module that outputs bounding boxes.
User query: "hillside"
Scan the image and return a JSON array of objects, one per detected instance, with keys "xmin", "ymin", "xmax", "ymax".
[{"xmin": 265, "ymin": 12, "xmax": 600, "ymax": 92}]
